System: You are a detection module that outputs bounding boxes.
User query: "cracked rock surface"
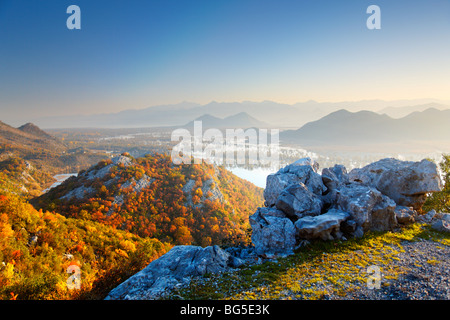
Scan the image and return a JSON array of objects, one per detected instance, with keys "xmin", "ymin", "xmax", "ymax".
[{"xmin": 105, "ymin": 245, "xmax": 237, "ymax": 300}]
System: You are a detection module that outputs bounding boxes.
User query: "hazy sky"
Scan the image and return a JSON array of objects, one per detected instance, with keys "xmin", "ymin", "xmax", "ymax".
[{"xmin": 1, "ymin": 0, "xmax": 450, "ymax": 125}]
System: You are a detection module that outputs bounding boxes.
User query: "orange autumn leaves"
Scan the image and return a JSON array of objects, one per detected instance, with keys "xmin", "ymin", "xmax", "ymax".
[
  {"xmin": 36, "ymin": 153, "xmax": 264, "ymax": 247},
  {"xmin": 0, "ymin": 192, "xmax": 170, "ymax": 300}
]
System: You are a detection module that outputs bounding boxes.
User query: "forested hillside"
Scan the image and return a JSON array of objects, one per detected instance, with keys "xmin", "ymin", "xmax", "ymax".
[
  {"xmin": 0, "ymin": 157, "xmax": 54, "ymax": 197},
  {"xmin": 0, "ymin": 191, "xmax": 170, "ymax": 300},
  {"xmin": 34, "ymin": 153, "xmax": 264, "ymax": 247}
]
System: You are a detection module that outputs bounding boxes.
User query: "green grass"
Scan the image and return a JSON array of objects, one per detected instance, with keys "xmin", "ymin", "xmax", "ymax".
[{"xmin": 167, "ymin": 223, "xmax": 450, "ymax": 300}]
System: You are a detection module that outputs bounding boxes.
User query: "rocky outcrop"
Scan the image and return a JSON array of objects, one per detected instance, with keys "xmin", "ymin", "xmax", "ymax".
[
  {"xmin": 394, "ymin": 206, "xmax": 417, "ymax": 225},
  {"xmin": 417, "ymin": 210, "xmax": 450, "ymax": 233},
  {"xmin": 295, "ymin": 209, "xmax": 349, "ymax": 241},
  {"xmin": 336, "ymin": 182, "xmax": 397, "ymax": 233},
  {"xmin": 249, "ymin": 207, "xmax": 296, "ymax": 258},
  {"xmin": 250, "ymin": 157, "xmax": 442, "ymax": 257},
  {"xmin": 105, "ymin": 244, "xmax": 261, "ymax": 300},
  {"xmin": 120, "ymin": 174, "xmax": 154, "ymax": 193},
  {"xmin": 264, "ymin": 158, "xmax": 325, "ymax": 206},
  {"xmin": 85, "ymin": 155, "xmax": 132, "ymax": 181},
  {"xmin": 182, "ymin": 178, "xmax": 226, "ymax": 208},
  {"xmin": 60, "ymin": 155, "xmax": 133, "ymax": 201},
  {"xmin": 348, "ymin": 158, "xmax": 442, "ymax": 210},
  {"xmin": 105, "ymin": 245, "xmax": 240, "ymax": 300},
  {"xmin": 275, "ymin": 183, "xmax": 323, "ymax": 219}
]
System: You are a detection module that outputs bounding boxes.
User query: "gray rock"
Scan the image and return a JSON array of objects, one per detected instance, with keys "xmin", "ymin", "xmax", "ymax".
[
  {"xmin": 353, "ymin": 226, "xmax": 365, "ymax": 238},
  {"xmin": 264, "ymin": 157, "xmax": 325, "ymax": 206},
  {"xmin": 336, "ymin": 183, "xmax": 379, "ymax": 227},
  {"xmin": 349, "ymin": 158, "xmax": 442, "ymax": 210},
  {"xmin": 322, "ymin": 165, "xmax": 349, "ymax": 207},
  {"xmin": 280, "ymin": 159, "xmax": 325, "ymax": 195},
  {"xmin": 370, "ymin": 194, "xmax": 397, "ymax": 232},
  {"xmin": 417, "ymin": 210, "xmax": 450, "ymax": 233},
  {"xmin": 84, "ymin": 155, "xmax": 133, "ymax": 180},
  {"xmin": 395, "ymin": 206, "xmax": 417, "ymax": 225},
  {"xmin": 275, "ymin": 183, "xmax": 323, "ymax": 219},
  {"xmin": 112, "ymin": 155, "xmax": 133, "ymax": 167},
  {"xmin": 105, "ymin": 245, "xmax": 233, "ymax": 300},
  {"xmin": 288, "ymin": 157, "xmax": 320, "ymax": 172},
  {"xmin": 341, "ymin": 219, "xmax": 357, "ymax": 234},
  {"xmin": 249, "ymin": 207, "xmax": 296, "ymax": 258},
  {"xmin": 418, "ymin": 209, "xmax": 437, "ymax": 223},
  {"xmin": 183, "ymin": 178, "xmax": 225, "ymax": 208},
  {"xmin": 295, "ymin": 209, "xmax": 350, "ymax": 241},
  {"xmin": 263, "ymin": 172, "xmax": 302, "ymax": 206},
  {"xmin": 336, "ymin": 182, "xmax": 397, "ymax": 232},
  {"xmin": 431, "ymin": 219, "xmax": 450, "ymax": 233},
  {"xmin": 120, "ymin": 174, "xmax": 154, "ymax": 193},
  {"xmin": 182, "ymin": 179, "xmax": 196, "ymax": 194},
  {"xmin": 59, "ymin": 185, "xmax": 95, "ymax": 200},
  {"xmin": 322, "ymin": 164, "xmax": 349, "ymax": 189},
  {"xmin": 441, "ymin": 213, "xmax": 450, "ymax": 223},
  {"xmin": 202, "ymin": 178, "xmax": 225, "ymax": 202}
]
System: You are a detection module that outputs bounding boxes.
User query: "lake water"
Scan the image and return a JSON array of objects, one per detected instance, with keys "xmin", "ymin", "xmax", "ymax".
[
  {"xmin": 43, "ymin": 173, "xmax": 78, "ymax": 193},
  {"xmin": 228, "ymin": 167, "xmax": 276, "ymax": 188}
]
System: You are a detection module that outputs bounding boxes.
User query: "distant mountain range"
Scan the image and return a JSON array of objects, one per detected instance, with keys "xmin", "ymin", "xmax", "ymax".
[
  {"xmin": 378, "ymin": 102, "xmax": 449, "ymax": 118},
  {"xmin": 184, "ymin": 112, "xmax": 269, "ymax": 129},
  {"xmin": 31, "ymin": 99, "xmax": 450, "ymax": 129},
  {"xmin": 281, "ymin": 107, "xmax": 450, "ymax": 146}
]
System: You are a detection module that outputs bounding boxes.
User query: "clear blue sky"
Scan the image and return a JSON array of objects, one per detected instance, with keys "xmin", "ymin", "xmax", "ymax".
[{"xmin": 1, "ymin": 0, "xmax": 450, "ymax": 124}]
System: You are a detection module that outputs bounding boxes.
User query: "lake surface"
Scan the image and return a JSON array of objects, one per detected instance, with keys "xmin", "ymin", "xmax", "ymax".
[
  {"xmin": 228, "ymin": 167, "xmax": 276, "ymax": 188},
  {"xmin": 43, "ymin": 173, "xmax": 78, "ymax": 193}
]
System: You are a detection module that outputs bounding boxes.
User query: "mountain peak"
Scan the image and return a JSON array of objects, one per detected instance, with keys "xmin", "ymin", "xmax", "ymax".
[
  {"xmin": 194, "ymin": 114, "xmax": 222, "ymax": 121},
  {"xmin": 224, "ymin": 111, "xmax": 253, "ymax": 120},
  {"xmin": 18, "ymin": 122, "xmax": 52, "ymax": 139}
]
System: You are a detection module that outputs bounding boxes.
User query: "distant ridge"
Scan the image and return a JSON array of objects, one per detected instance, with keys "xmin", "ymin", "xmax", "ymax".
[
  {"xmin": 378, "ymin": 103, "xmax": 450, "ymax": 118},
  {"xmin": 29, "ymin": 99, "xmax": 450, "ymax": 129},
  {"xmin": 184, "ymin": 112, "xmax": 269, "ymax": 129},
  {"xmin": 281, "ymin": 107, "xmax": 450, "ymax": 146}
]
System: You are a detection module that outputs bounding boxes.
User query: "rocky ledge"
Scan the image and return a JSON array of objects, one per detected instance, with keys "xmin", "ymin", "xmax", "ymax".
[
  {"xmin": 105, "ymin": 157, "xmax": 448, "ymax": 300},
  {"xmin": 105, "ymin": 244, "xmax": 258, "ymax": 300}
]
